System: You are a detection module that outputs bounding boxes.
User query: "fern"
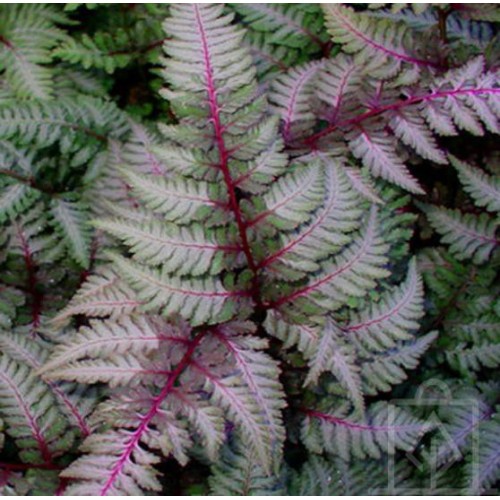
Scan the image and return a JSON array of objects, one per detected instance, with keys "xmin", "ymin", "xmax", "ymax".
[
  {"xmin": 302, "ymin": 401, "xmax": 432, "ymax": 461},
  {"xmin": 34, "ymin": 3, "xmax": 438, "ymax": 494},
  {"xmin": 323, "ymin": 4, "xmax": 441, "ymax": 76},
  {"xmin": 274, "ymin": 52, "xmax": 499, "ymax": 193},
  {"xmin": 420, "ymin": 154, "xmax": 499, "ymax": 264},
  {"xmin": 290, "ymin": 454, "xmax": 417, "ymax": 495},
  {"xmin": 230, "ymin": 4, "xmax": 327, "ymax": 54},
  {"xmin": 53, "ymin": 4, "xmax": 170, "ymax": 75},
  {"xmin": 2, "ymin": 2, "xmax": 499, "ymax": 495},
  {"xmin": 209, "ymin": 437, "xmax": 285, "ymax": 495},
  {"xmin": 450, "ymin": 154, "xmax": 500, "ymax": 212},
  {"xmin": 0, "ymin": 4, "xmax": 71, "ymax": 100}
]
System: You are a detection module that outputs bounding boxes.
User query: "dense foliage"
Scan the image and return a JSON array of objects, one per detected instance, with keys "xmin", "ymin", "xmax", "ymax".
[{"xmin": 0, "ymin": 3, "xmax": 499, "ymax": 496}]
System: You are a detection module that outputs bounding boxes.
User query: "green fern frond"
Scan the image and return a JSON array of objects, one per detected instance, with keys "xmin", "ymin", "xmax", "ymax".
[
  {"xmin": 230, "ymin": 4, "xmax": 327, "ymax": 53},
  {"xmin": 54, "ymin": 32, "xmax": 132, "ymax": 74},
  {"xmin": 0, "ymin": 96, "xmax": 129, "ymax": 166},
  {"xmin": 0, "ymin": 4, "xmax": 71, "ymax": 99},
  {"xmin": 209, "ymin": 436, "xmax": 285, "ymax": 495},
  {"xmin": 290, "ymin": 455, "xmax": 416, "ymax": 495},
  {"xmin": 49, "ymin": 197, "xmax": 91, "ymax": 268}
]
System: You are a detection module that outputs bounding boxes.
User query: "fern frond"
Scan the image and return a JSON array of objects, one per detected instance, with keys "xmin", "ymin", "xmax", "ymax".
[
  {"xmin": 110, "ymin": 254, "xmax": 245, "ymax": 326},
  {"xmin": 315, "ymin": 56, "xmax": 363, "ymax": 125},
  {"xmin": 122, "ymin": 123, "xmax": 168, "ymax": 177},
  {"xmin": 214, "ymin": 324, "xmax": 286, "ymax": 464},
  {"xmin": 447, "ymin": 342, "xmax": 500, "ymax": 372},
  {"xmin": 348, "ymin": 122, "xmax": 425, "ymax": 194},
  {"xmin": 470, "ymin": 412, "xmax": 500, "ymax": 494},
  {"xmin": 347, "ymin": 258, "xmax": 424, "ymax": 350},
  {"xmin": 295, "ymin": 55, "xmax": 500, "ymax": 193},
  {"xmin": 429, "ymin": 387, "xmax": 493, "ymax": 468},
  {"xmin": 0, "ymin": 96, "xmax": 129, "ymax": 166},
  {"xmin": 270, "ymin": 206, "xmax": 390, "ymax": 318},
  {"xmin": 361, "ymin": 331, "xmax": 439, "ymax": 394},
  {"xmin": 209, "ymin": 436, "xmax": 285, "ymax": 495},
  {"xmin": 51, "ymin": 326, "xmax": 205, "ymax": 495},
  {"xmin": 420, "ymin": 203, "xmax": 499, "ymax": 264},
  {"xmin": 449, "ymin": 154, "xmax": 500, "ymax": 213},
  {"xmin": 263, "ymin": 309, "xmax": 320, "ymax": 357},
  {"xmin": 0, "ymin": 353, "xmax": 74, "ymax": 465},
  {"xmin": 322, "ymin": 4, "xmax": 439, "ymax": 76},
  {"xmin": 302, "ymin": 402, "xmax": 432, "ymax": 461},
  {"xmin": 0, "ymin": 332, "xmax": 93, "ymax": 436},
  {"xmin": 422, "ymin": 384, "xmax": 500, "ymax": 494},
  {"xmin": 201, "ymin": 351, "xmax": 282, "ymax": 474},
  {"xmin": 96, "ymin": 218, "xmax": 240, "ymax": 276},
  {"xmin": 246, "ymin": 162, "xmax": 327, "ymax": 232},
  {"xmin": 43, "ymin": 318, "xmax": 285, "ymax": 495},
  {"xmin": 49, "ymin": 197, "xmax": 91, "ymax": 268},
  {"xmin": 305, "ymin": 319, "xmax": 365, "ymax": 414},
  {"xmin": 51, "ymin": 268, "xmax": 140, "ymax": 327},
  {"xmin": 290, "ymin": 455, "xmax": 415, "ymax": 495},
  {"xmin": 244, "ymin": 31, "xmax": 296, "ymax": 79},
  {"xmin": 270, "ymin": 61, "xmax": 324, "ymax": 142},
  {"xmin": 121, "ymin": 169, "xmax": 229, "ymax": 225},
  {"xmin": 0, "ymin": 4, "xmax": 70, "ymax": 99},
  {"xmin": 230, "ymin": 4, "xmax": 326, "ymax": 53},
  {"xmin": 62, "ymin": 425, "xmax": 164, "ymax": 495},
  {"xmin": 258, "ymin": 157, "xmax": 364, "ymax": 280},
  {"xmin": 54, "ymin": 32, "xmax": 132, "ymax": 74},
  {"xmin": 39, "ymin": 316, "xmax": 169, "ymax": 376},
  {"xmin": 0, "ymin": 182, "xmax": 40, "ymax": 225}
]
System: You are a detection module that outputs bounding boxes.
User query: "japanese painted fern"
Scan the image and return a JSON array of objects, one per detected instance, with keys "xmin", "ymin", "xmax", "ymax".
[
  {"xmin": 39, "ymin": 4, "xmax": 433, "ymax": 495},
  {"xmin": 0, "ymin": 2, "xmax": 499, "ymax": 496}
]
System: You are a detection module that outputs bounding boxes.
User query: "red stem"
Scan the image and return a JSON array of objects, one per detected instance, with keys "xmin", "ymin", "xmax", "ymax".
[
  {"xmin": 15, "ymin": 225, "xmax": 43, "ymax": 334},
  {"xmin": 98, "ymin": 329, "xmax": 207, "ymax": 495},
  {"xmin": 193, "ymin": 5, "xmax": 261, "ymax": 304},
  {"xmin": 303, "ymin": 408, "xmax": 422, "ymax": 432},
  {"xmin": 0, "ymin": 35, "xmax": 13, "ymax": 49},
  {"xmin": 303, "ymin": 87, "xmax": 500, "ymax": 148}
]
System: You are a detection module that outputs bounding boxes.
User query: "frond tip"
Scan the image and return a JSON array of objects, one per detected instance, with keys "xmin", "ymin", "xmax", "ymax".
[{"xmin": 419, "ymin": 203, "xmax": 499, "ymax": 264}]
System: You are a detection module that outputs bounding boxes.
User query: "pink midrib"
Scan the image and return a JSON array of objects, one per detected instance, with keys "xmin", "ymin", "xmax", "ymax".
[
  {"xmin": 250, "ymin": 4, "xmax": 324, "ymax": 49},
  {"xmin": 269, "ymin": 211, "xmax": 376, "ymax": 308},
  {"xmin": 282, "ymin": 63, "xmax": 321, "ymax": 141},
  {"xmin": 442, "ymin": 211, "xmax": 499, "ymax": 245},
  {"xmin": 328, "ymin": 64, "xmax": 356, "ymax": 124},
  {"xmin": 15, "ymin": 347, "xmax": 91, "ymax": 437},
  {"xmin": 334, "ymin": 7, "xmax": 440, "ymax": 68},
  {"xmin": 347, "ymin": 275, "xmax": 417, "ymax": 332},
  {"xmin": 305, "ymin": 87, "xmax": 500, "ymax": 146},
  {"xmin": 258, "ymin": 166, "xmax": 339, "ymax": 269},
  {"xmin": 215, "ymin": 330, "xmax": 280, "ymax": 443},
  {"xmin": 193, "ymin": 5, "xmax": 257, "ymax": 275},
  {"xmin": 0, "ymin": 370, "xmax": 53, "ymax": 464},
  {"xmin": 306, "ymin": 408, "xmax": 423, "ymax": 432},
  {"xmin": 99, "ymin": 330, "xmax": 206, "ymax": 495}
]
